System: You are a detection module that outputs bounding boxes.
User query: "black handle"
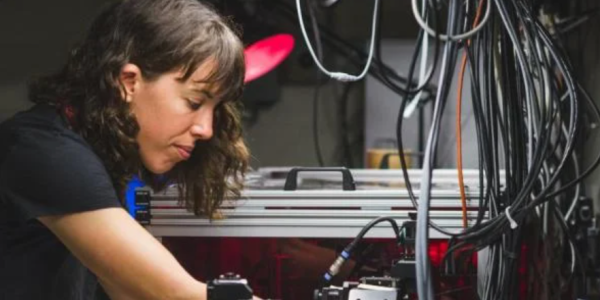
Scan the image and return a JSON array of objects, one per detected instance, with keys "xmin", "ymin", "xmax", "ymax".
[
  {"xmin": 379, "ymin": 153, "xmax": 399, "ymax": 169},
  {"xmin": 284, "ymin": 167, "xmax": 356, "ymax": 191}
]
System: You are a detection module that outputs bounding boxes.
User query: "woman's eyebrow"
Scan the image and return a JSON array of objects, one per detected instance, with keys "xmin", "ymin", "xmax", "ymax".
[{"xmin": 189, "ymin": 87, "xmax": 215, "ymax": 100}]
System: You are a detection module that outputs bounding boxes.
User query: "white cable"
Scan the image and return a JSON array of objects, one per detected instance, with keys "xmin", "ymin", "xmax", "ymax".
[
  {"xmin": 560, "ymin": 91, "xmax": 570, "ymax": 102},
  {"xmin": 569, "ymin": 239, "xmax": 576, "ymax": 276},
  {"xmin": 296, "ymin": 0, "xmax": 379, "ymax": 82},
  {"xmin": 504, "ymin": 206, "xmax": 518, "ymax": 229},
  {"xmin": 564, "ymin": 184, "xmax": 581, "ymax": 222},
  {"xmin": 493, "ymin": 37, "xmax": 505, "ymax": 120},
  {"xmin": 564, "ymin": 128, "xmax": 581, "ymax": 222},
  {"xmin": 404, "ymin": 0, "xmax": 431, "ymax": 119},
  {"xmin": 411, "ymin": 0, "xmax": 492, "ymax": 41}
]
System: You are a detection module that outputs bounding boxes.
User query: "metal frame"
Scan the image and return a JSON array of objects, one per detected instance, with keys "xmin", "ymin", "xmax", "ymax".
[{"xmin": 138, "ymin": 169, "xmax": 493, "ymax": 240}]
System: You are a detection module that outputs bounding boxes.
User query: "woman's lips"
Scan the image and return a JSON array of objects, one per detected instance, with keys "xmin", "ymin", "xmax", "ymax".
[{"xmin": 175, "ymin": 145, "xmax": 192, "ymax": 160}]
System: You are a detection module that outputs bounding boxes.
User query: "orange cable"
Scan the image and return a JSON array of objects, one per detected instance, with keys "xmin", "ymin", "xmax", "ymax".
[{"xmin": 457, "ymin": 0, "xmax": 487, "ymax": 229}]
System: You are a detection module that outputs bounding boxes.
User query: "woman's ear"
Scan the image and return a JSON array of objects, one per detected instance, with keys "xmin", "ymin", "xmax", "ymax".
[{"xmin": 119, "ymin": 63, "xmax": 143, "ymax": 103}]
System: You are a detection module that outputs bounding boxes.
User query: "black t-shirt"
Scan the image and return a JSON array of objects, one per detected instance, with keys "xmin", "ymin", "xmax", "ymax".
[{"xmin": 0, "ymin": 104, "xmax": 123, "ymax": 299}]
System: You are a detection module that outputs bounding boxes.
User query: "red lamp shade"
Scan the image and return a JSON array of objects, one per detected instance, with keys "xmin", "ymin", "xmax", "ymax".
[{"xmin": 244, "ymin": 33, "xmax": 295, "ymax": 83}]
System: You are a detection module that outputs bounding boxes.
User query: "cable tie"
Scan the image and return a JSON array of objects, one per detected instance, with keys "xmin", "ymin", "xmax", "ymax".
[{"xmin": 505, "ymin": 206, "xmax": 518, "ymax": 229}]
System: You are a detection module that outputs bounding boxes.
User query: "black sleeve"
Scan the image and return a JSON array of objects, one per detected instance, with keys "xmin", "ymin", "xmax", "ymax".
[{"xmin": 1, "ymin": 124, "xmax": 122, "ymax": 220}]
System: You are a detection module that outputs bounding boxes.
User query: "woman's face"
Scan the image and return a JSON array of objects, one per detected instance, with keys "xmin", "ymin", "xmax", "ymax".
[{"xmin": 120, "ymin": 62, "xmax": 220, "ymax": 174}]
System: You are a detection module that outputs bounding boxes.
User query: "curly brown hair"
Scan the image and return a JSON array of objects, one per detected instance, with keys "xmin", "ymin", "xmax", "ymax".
[{"xmin": 28, "ymin": 0, "xmax": 248, "ymax": 217}]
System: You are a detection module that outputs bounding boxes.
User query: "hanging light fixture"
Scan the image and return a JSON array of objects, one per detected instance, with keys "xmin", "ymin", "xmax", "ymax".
[{"xmin": 244, "ymin": 33, "xmax": 295, "ymax": 83}]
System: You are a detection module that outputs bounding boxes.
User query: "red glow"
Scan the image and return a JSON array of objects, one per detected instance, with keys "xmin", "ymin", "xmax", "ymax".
[
  {"xmin": 244, "ymin": 34, "xmax": 295, "ymax": 83},
  {"xmin": 163, "ymin": 237, "xmax": 480, "ymax": 300}
]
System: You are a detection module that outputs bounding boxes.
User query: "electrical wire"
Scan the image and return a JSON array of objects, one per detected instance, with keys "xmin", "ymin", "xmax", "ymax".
[
  {"xmin": 309, "ymin": 0, "xmax": 326, "ymax": 167},
  {"xmin": 237, "ymin": 0, "xmax": 599, "ymax": 297},
  {"xmin": 272, "ymin": 0, "xmax": 438, "ymax": 97},
  {"xmin": 296, "ymin": 0, "xmax": 380, "ymax": 82},
  {"xmin": 312, "ymin": 81, "xmax": 325, "ymax": 167},
  {"xmin": 416, "ymin": 1, "xmax": 462, "ymax": 298},
  {"xmin": 412, "ymin": 0, "xmax": 492, "ymax": 42},
  {"xmin": 338, "ymin": 82, "xmax": 355, "ymax": 167},
  {"xmin": 268, "ymin": 0, "xmax": 600, "ymax": 297},
  {"xmin": 402, "ymin": 0, "xmax": 600, "ymax": 298},
  {"xmin": 457, "ymin": 0, "xmax": 488, "ymax": 230},
  {"xmin": 321, "ymin": 216, "xmax": 403, "ymax": 285}
]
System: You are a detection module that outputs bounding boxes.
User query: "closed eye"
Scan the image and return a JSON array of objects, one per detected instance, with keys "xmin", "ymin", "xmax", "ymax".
[{"xmin": 186, "ymin": 99, "xmax": 203, "ymax": 111}]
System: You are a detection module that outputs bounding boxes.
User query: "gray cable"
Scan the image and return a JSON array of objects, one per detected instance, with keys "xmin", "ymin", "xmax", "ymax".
[{"xmin": 415, "ymin": 2, "xmax": 460, "ymax": 298}]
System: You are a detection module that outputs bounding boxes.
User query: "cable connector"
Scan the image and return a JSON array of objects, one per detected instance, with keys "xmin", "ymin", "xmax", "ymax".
[
  {"xmin": 322, "ymin": 216, "xmax": 402, "ymax": 285},
  {"xmin": 329, "ymin": 72, "xmax": 358, "ymax": 82},
  {"xmin": 323, "ymin": 250, "xmax": 351, "ymax": 282}
]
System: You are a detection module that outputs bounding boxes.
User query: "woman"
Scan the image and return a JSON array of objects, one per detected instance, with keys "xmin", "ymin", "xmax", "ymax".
[{"xmin": 0, "ymin": 0, "xmax": 257, "ymax": 299}]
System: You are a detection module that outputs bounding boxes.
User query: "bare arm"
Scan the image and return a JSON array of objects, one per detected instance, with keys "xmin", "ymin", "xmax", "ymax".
[{"xmin": 39, "ymin": 207, "xmax": 206, "ymax": 300}]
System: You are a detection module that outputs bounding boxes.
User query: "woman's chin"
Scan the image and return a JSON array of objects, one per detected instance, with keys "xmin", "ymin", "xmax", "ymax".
[{"xmin": 142, "ymin": 159, "xmax": 175, "ymax": 175}]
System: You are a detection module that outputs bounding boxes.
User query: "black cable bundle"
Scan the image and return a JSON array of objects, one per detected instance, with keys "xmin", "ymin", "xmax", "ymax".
[
  {"xmin": 281, "ymin": 0, "xmax": 600, "ymax": 298},
  {"xmin": 399, "ymin": 0, "xmax": 600, "ymax": 299}
]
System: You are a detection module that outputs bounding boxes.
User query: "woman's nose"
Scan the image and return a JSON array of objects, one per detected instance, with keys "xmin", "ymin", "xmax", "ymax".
[{"xmin": 190, "ymin": 123, "xmax": 213, "ymax": 140}]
